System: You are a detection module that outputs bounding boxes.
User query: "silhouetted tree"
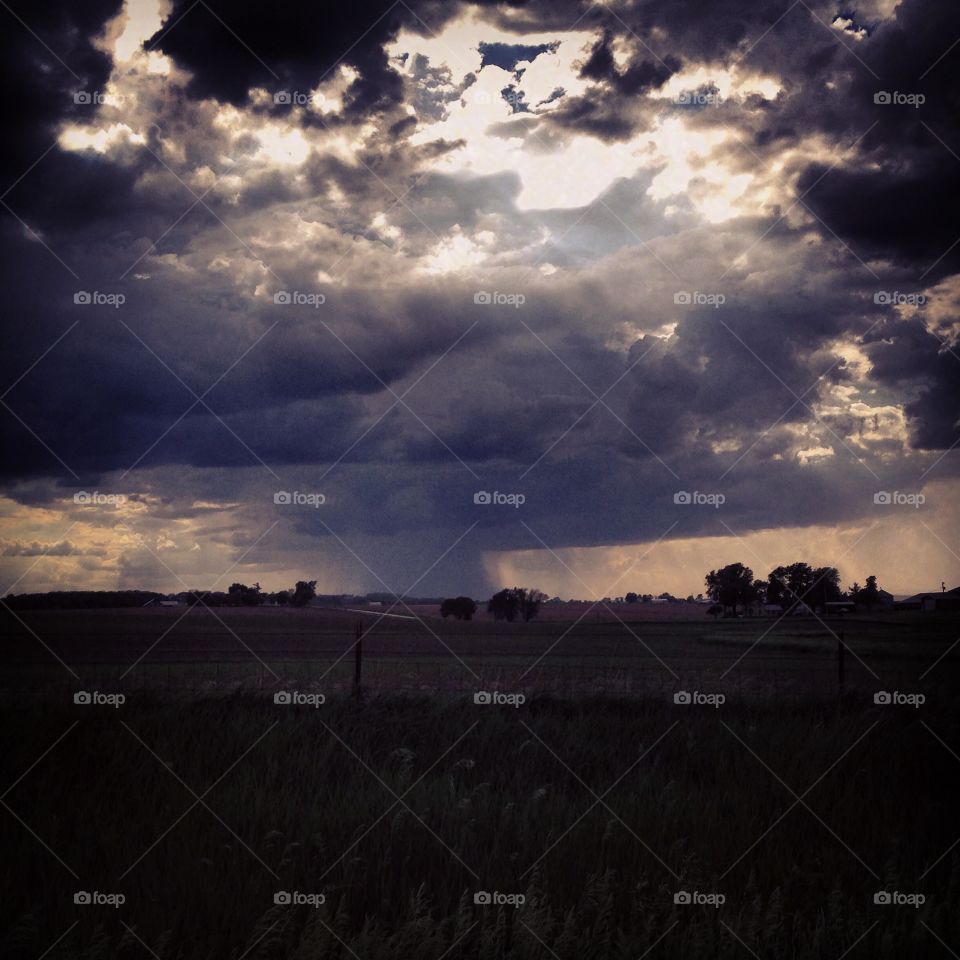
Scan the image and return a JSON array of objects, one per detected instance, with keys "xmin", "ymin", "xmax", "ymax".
[
  {"xmin": 860, "ymin": 575, "xmax": 881, "ymax": 611},
  {"xmin": 524, "ymin": 589, "xmax": 547, "ymax": 621},
  {"xmin": 625, "ymin": 592, "xmax": 639, "ymax": 604},
  {"xmin": 487, "ymin": 587, "xmax": 544, "ymax": 622},
  {"xmin": 768, "ymin": 563, "xmax": 816, "ymax": 611},
  {"xmin": 441, "ymin": 596, "xmax": 477, "ymax": 620},
  {"xmin": 229, "ymin": 582, "xmax": 262, "ymax": 606},
  {"xmin": 766, "ymin": 575, "xmax": 785, "ymax": 610},
  {"xmin": 488, "ymin": 588, "xmax": 518, "ymax": 621},
  {"xmin": 3, "ymin": 590, "xmax": 164, "ymax": 610},
  {"xmin": 807, "ymin": 567, "xmax": 842, "ymax": 613},
  {"xmin": 705, "ymin": 563, "xmax": 755, "ymax": 615},
  {"xmin": 767, "ymin": 563, "xmax": 840, "ymax": 613},
  {"xmin": 290, "ymin": 580, "xmax": 317, "ymax": 607}
]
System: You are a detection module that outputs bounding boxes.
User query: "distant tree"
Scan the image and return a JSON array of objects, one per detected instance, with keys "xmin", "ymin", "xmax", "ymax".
[
  {"xmin": 290, "ymin": 580, "xmax": 317, "ymax": 607},
  {"xmin": 488, "ymin": 588, "xmax": 519, "ymax": 622},
  {"xmin": 766, "ymin": 574, "xmax": 785, "ymax": 609},
  {"xmin": 807, "ymin": 567, "xmax": 842, "ymax": 613},
  {"xmin": 441, "ymin": 596, "xmax": 477, "ymax": 620},
  {"xmin": 229, "ymin": 582, "xmax": 262, "ymax": 606},
  {"xmin": 487, "ymin": 587, "xmax": 544, "ymax": 623},
  {"xmin": 705, "ymin": 563, "xmax": 755, "ymax": 615},
  {"xmin": 3, "ymin": 590, "xmax": 165, "ymax": 610},
  {"xmin": 767, "ymin": 563, "xmax": 840, "ymax": 614},
  {"xmin": 625, "ymin": 591, "xmax": 639, "ymax": 604},
  {"xmin": 768, "ymin": 563, "xmax": 816, "ymax": 611},
  {"xmin": 524, "ymin": 589, "xmax": 547, "ymax": 622},
  {"xmin": 275, "ymin": 590, "xmax": 290, "ymax": 606},
  {"xmin": 846, "ymin": 581, "xmax": 862, "ymax": 602},
  {"xmin": 860, "ymin": 575, "xmax": 881, "ymax": 611},
  {"xmin": 707, "ymin": 603, "xmax": 723, "ymax": 620}
]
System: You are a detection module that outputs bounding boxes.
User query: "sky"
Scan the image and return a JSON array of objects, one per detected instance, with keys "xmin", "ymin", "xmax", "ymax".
[{"xmin": 0, "ymin": 0, "xmax": 958, "ymax": 599}]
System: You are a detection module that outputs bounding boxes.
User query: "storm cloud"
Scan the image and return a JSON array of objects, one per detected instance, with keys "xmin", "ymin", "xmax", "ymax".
[{"xmin": 1, "ymin": 0, "xmax": 957, "ymax": 596}]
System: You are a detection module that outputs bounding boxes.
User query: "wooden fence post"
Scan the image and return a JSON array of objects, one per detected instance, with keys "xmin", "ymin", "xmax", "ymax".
[
  {"xmin": 837, "ymin": 629, "xmax": 846, "ymax": 693},
  {"xmin": 354, "ymin": 620, "xmax": 363, "ymax": 698}
]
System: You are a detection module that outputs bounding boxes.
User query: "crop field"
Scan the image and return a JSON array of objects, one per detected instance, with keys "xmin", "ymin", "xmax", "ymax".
[
  {"xmin": 1, "ymin": 607, "xmax": 957, "ymax": 958},
  {"xmin": 1, "ymin": 606, "xmax": 956, "ymax": 700}
]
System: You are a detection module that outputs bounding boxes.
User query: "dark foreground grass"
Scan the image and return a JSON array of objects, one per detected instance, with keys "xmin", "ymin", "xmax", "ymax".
[{"xmin": 1, "ymin": 693, "xmax": 957, "ymax": 959}]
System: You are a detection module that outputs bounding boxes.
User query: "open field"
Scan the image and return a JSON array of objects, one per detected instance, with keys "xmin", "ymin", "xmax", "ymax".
[
  {"xmin": 404, "ymin": 601, "xmax": 720, "ymax": 621},
  {"xmin": 2, "ymin": 608, "xmax": 958, "ymax": 958},
  {"xmin": 0, "ymin": 606, "xmax": 956, "ymax": 701},
  {"xmin": 1, "ymin": 693, "xmax": 958, "ymax": 959}
]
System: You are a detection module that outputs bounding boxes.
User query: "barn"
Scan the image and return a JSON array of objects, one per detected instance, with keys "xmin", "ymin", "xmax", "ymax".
[{"xmin": 895, "ymin": 587, "xmax": 960, "ymax": 612}]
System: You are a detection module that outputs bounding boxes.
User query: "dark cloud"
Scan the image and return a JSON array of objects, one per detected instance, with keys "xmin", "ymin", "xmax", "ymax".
[
  {"xmin": 0, "ymin": 0, "xmax": 121, "ymax": 184},
  {"xmin": 863, "ymin": 317, "xmax": 960, "ymax": 450},
  {"xmin": 771, "ymin": 0, "xmax": 958, "ymax": 282},
  {"xmin": 546, "ymin": 95, "xmax": 643, "ymax": 141},
  {"xmin": 0, "ymin": 0, "xmax": 956, "ymax": 594},
  {"xmin": 579, "ymin": 31, "xmax": 680, "ymax": 96},
  {"xmin": 535, "ymin": 28, "xmax": 680, "ymax": 141},
  {"xmin": 148, "ymin": 0, "xmax": 407, "ymax": 113},
  {"xmin": 0, "ymin": 0, "xmax": 144, "ymax": 246}
]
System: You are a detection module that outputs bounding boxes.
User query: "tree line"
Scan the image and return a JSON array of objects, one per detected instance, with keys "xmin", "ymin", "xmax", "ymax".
[
  {"xmin": 2, "ymin": 582, "xmax": 320, "ymax": 610},
  {"xmin": 224, "ymin": 581, "xmax": 317, "ymax": 606},
  {"xmin": 4, "ymin": 570, "xmax": 889, "ymax": 618},
  {"xmin": 704, "ymin": 562, "xmax": 886, "ymax": 616},
  {"xmin": 440, "ymin": 587, "xmax": 548, "ymax": 622}
]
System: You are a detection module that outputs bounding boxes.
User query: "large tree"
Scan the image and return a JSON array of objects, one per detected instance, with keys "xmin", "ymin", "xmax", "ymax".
[
  {"xmin": 290, "ymin": 580, "xmax": 317, "ymax": 607},
  {"xmin": 487, "ymin": 587, "xmax": 545, "ymax": 623},
  {"xmin": 440, "ymin": 596, "xmax": 477, "ymax": 620},
  {"xmin": 768, "ymin": 563, "xmax": 841, "ymax": 613},
  {"xmin": 858, "ymin": 575, "xmax": 882, "ymax": 611},
  {"xmin": 704, "ymin": 563, "xmax": 755, "ymax": 615},
  {"xmin": 807, "ymin": 567, "xmax": 842, "ymax": 613},
  {"xmin": 228, "ymin": 582, "xmax": 262, "ymax": 606},
  {"xmin": 768, "ymin": 563, "xmax": 815, "ymax": 611}
]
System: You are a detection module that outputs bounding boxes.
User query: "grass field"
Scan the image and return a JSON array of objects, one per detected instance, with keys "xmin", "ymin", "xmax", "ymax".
[
  {"xmin": 1, "ymin": 608, "xmax": 957, "ymax": 958},
  {"xmin": 1, "ymin": 605, "xmax": 956, "ymax": 691},
  {"xmin": 1, "ymin": 693, "xmax": 958, "ymax": 959}
]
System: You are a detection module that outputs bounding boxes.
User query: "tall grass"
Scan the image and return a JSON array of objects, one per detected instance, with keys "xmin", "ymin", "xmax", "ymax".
[{"xmin": 1, "ymin": 693, "xmax": 956, "ymax": 958}]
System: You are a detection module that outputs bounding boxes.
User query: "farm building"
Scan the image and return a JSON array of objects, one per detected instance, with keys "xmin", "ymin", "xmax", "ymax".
[
  {"xmin": 895, "ymin": 586, "xmax": 960, "ymax": 612},
  {"xmin": 873, "ymin": 589, "xmax": 895, "ymax": 610}
]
